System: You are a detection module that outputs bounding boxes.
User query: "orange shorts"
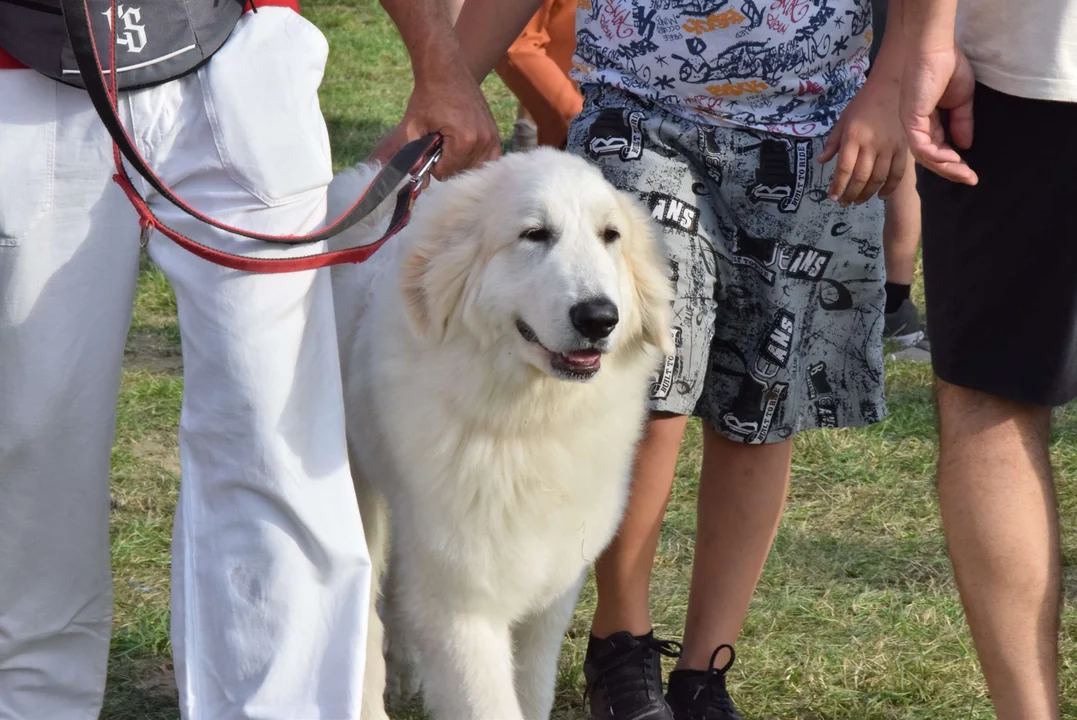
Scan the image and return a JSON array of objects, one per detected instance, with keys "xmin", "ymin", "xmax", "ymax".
[{"xmin": 494, "ymin": 0, "xmax": 582, "ymax": 148}]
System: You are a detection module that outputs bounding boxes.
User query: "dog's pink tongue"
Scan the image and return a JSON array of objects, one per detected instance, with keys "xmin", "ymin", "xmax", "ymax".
[{"xmin": 564, "ymin": 350, "xmax": 601, "ymax": 368}]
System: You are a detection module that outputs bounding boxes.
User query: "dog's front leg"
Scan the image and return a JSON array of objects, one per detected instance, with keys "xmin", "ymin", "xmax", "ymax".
[
  {"xmin": 351, "ymin": 466, "xmax": 391, "ymax": 720},
  {"xmin": 407, "ymin": 602, "xmax": 526, "ymax": 720},
  {"xmin": 381, "ymin": 545, "xmax": 422, "ymax": 705},
  {"xmin": 513, "ymin": 573, "xmax": 586, "ymax": 720}
]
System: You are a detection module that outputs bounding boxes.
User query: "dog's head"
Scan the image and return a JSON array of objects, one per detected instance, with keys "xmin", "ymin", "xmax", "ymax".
[{"xmin": 400, "ymin": 148, "xmax": 674, "ymax": 382}]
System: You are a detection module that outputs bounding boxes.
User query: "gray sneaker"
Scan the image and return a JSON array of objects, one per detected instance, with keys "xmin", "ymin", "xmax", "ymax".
[
  {"xmin": 511, "ymin": 118, "xmax": 538, "ymax": 152},
  {"xmin": 884, "ymin": 298, "xmax": 924, "ymax": 348}
]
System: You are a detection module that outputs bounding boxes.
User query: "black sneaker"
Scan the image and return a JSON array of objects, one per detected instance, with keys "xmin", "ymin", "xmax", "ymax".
[
  {"xmin": 883, "ymin": 298, "xmax": 925, "ymax": 348},
  {"xmin": 665, "ymin": 645, "xmax": 742, "ymax": 720},
  {"xmin": 584, "ymin": 631, "xmax": 682, "ymax": 720}
]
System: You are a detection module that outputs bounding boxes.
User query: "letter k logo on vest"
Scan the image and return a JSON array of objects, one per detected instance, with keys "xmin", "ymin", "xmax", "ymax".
[{"xmin": 102, "ymin": 5, "xmax": 148, "ymax": 54}]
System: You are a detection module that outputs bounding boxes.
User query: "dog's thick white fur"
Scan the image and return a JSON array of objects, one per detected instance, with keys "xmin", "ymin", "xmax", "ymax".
[{"xmin": 328, "ymin": 148, "xmax": 674, "ymax": 720}]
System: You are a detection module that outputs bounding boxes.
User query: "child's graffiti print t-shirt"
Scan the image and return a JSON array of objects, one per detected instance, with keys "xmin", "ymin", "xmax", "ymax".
[{"xmin": 570, "ymin": 0, "xmax": 874, "ymax": 136}]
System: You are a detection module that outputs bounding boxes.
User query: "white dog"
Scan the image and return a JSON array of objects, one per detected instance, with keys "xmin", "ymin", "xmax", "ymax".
[{"xmin": 328, "ymin": 148, "xmax": 674, "ymax": 720}]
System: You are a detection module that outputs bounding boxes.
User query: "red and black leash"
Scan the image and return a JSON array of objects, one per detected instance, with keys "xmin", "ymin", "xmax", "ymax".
[{"xmin": 60, "ymin": 0, "xmax": 443, "ymax": 274}]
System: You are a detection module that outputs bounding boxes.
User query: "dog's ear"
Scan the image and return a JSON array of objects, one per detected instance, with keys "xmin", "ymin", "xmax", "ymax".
[
  {"xmin": 399, "ymin": 184, "xmax": 483, "ymax": 344},
  {"xmin": 618, "ymin": 193, "xmax": 675, "ymax": 356}
]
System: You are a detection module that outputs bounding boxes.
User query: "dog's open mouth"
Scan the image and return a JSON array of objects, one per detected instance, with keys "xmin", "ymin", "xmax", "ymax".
[{"xmin": 516, "ymin": 319, "xmax": 602, "ymax": 380}]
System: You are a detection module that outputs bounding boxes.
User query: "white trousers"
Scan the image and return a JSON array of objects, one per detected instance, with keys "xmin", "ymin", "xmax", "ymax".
[{"xmin": 0, "ymin": 9, "xmax": 370, "ymax": 719}]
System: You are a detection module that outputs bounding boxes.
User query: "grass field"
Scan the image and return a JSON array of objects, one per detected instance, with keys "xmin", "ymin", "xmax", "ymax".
[{"xmin": 100, "ymin": 2, "xmax": 1076, "ymax": 718}]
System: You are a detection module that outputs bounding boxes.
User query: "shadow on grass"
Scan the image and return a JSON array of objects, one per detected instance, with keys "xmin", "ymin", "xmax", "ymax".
[
  {"xmin": 325, "ymin": 117, "xmax": 392, "ymax": 170},
  {"xmin": 768, "ymin": 527, "xmax": 953, "ymax": 591}
]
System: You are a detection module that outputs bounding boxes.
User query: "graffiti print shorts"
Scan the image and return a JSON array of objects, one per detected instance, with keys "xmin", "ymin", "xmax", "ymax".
[{"xmin": 567, "ymin": 85, "xmax": 887, "ymax": 444}]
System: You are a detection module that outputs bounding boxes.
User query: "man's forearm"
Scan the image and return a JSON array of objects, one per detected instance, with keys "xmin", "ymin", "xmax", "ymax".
[
  {"xmin": 449, "ymin": 0, "xmax": 547, "ymax": 82},
  {"xmin": 903, "ymin": 0, "xmax": 960, "ymax": 53},
  {"xmin": 379, "ymin": 0, "xmax": 462, "ymax": 81}
]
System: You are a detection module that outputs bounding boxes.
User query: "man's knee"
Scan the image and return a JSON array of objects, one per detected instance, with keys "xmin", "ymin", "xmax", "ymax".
[{"xmin": 935, "ymin": 378, "xmax": 1052, "ymax": 455}]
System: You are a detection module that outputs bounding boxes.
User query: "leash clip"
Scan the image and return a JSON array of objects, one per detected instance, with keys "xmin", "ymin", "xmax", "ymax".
[
  {"xmin": 407, "ymin": 147, "xmax": 442, "ymax": 208},
  {"xmin": 410, "ymin": 146, "xmax": 442, "ymax": 187}
]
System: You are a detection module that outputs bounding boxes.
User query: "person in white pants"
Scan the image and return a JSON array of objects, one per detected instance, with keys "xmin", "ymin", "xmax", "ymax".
[{"xmin": 0, "ymin": 1, "xmax": 499, "ymax": 718}]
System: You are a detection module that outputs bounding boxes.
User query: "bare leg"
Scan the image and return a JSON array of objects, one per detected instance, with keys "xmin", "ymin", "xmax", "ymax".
[
  {"xmin": 936, "ymin": 380, "xmax": 1061, "ymax": 720},
  {"xmin": 883, "ymin": 152, "xmax": 921, "ymax": 287},
  {"xmin": 677, "ymin": 428, "xmax": 792, "ymax": 670},
  {"xmin": 591, "ymin": 413, "xmax": 689, "ymax": 638}
]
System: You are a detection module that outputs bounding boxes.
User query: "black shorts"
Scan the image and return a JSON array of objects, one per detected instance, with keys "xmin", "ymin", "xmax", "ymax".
[{"xmin": 918, "ymin": 83, "xmax": 1077, "ymax": 406}]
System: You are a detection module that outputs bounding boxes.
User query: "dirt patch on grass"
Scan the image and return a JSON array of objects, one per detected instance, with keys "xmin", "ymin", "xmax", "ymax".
[
  {"xmin": 111, "ymin": 432, "xmax": 180, "ymax": 516},
  {"xmin": 134, "ymin": 659, "xmax": 178, "ymax": 704},
  {"xmin": 130, "ymin": 435, "xmax": 181, "ymax": 477},
  {"xmin": 124, "ymin": 333, "xmax": 183, "ymax": 375}
]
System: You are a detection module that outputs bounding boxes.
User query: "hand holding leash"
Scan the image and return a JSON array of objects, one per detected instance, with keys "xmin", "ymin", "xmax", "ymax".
[{"xmin": 370, "ymin": 60, "xmax": 500, "ymax": 179}]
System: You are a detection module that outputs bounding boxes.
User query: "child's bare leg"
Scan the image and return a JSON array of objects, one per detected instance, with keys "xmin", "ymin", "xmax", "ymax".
[
  {"xmin": 591, "ymin": 413, "xmax": 688, "ymax": 638},
  {"xmin": 883, "ymin": 153, "xmax": 924, "ymax": 342},
  {"xmin": 677, "ymin": 429, "xmax": 792, "ymax": 669},
  {"xmin": 883, "ymin": 155, "xmax": 920, "ymax": 285}
]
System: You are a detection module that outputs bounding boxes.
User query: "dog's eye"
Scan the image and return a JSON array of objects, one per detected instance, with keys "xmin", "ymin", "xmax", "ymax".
[
  {"xmin": 602, "ymin": 227, "xmax": 620, "ymax": 244},
  {"xmin": 521, "ymin": 227, "xmax": 552, "ymax": 243}
]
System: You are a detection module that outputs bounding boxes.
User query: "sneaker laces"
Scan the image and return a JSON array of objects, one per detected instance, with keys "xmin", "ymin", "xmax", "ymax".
[
  {"xmin": 585, "ymin": 636, "xmax": 683, "ymax": 715},
  {"xmin": 689, "ymin": 645, "xmax": 738, "ymax": 715}
]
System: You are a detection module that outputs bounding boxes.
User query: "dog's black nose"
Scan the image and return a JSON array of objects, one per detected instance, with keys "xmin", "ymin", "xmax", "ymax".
[{"xmin": 570, "ymin": 298, "xmax": 619, "ymax": 341}]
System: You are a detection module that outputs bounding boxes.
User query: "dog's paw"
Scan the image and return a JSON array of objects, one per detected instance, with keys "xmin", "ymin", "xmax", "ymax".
[{"xmin": 384, "ymin": 639, "xmax": 422, "ymax": 706}]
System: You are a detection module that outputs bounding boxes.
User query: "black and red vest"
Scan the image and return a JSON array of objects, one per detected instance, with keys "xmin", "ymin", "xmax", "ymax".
[{"xmin": 0, "ymin": 0, "xmax": 298, "ymax": 87}]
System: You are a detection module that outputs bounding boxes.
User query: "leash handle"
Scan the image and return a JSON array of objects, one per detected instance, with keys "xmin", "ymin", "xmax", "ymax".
[{"xmin": 60, "ymin": 0, "xmax": 443, "ymax": 272}]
